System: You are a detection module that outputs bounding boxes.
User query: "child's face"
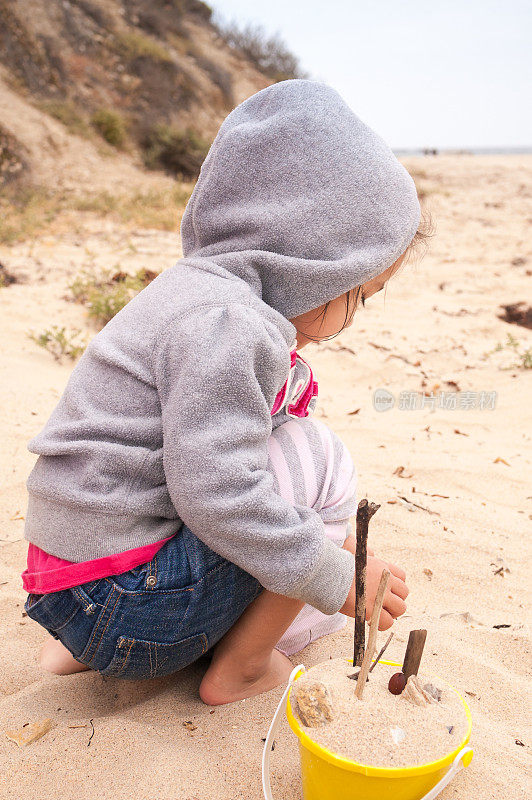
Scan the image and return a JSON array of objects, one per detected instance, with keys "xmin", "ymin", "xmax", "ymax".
[{"xmin": 291, "ymin": 252, "xmax": 406, "ymax": 348}]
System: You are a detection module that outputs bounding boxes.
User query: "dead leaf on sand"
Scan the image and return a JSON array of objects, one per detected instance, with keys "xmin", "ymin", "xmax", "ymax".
[
  {"xmin": 493, "ymin": 457, "xmax": 511, "ymax": 466},
  {"xmin": 393, "ymin": 466, "xmax": 414, "ymax": 478},
  {"xmin": 491, "ymin": 557, "xmax": 511, "ymax": 576},
  {"xmin": 5, "ymin": 718, "xmax": 55, "ymax": 747}
]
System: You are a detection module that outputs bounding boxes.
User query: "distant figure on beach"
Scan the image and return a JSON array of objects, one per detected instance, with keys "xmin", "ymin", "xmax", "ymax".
[{"xmin": 21, "ymin": 80, "xmax": 428, "ymax": 704}]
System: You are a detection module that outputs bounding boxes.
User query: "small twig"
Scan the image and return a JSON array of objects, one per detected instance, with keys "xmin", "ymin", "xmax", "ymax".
[
  {"xmin": 368, "ymin": 341, "xmax": 391, "ymax": 352},
  {"xmin": 355, "ymin": 569, "xmax": 390, "ymax": 700},
  {"xmin": 348, "ymin": 632, "xmax": 393, "ymax": 678},
  {"xmin": 402, "ymin": 630, "xmax": 427, "ymax": 681},
  {"xmin": 396, "ymin": 496, "xmax": 441, "ymax": 515},
  {"xmin": 369, "ymin": 632, "xmax": 394, "ymax": 673},
  {"xmin": 87, "ymin": 719, "xmax": 95, "ymax": 747},
  {"xmin": 353, "ymin": 499, "xmax": 380, "ymax": 667}
]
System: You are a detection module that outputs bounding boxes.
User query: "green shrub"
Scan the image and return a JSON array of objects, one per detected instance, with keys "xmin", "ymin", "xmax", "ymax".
[
  {"xmin": 69, "ymin": 268, "xmax": 160, "ymax": 327},
  {"xmin": 39, "ymin": 101, "xmax": 91, "ymax": 138},
  {"xmin": 0, "ymin": 185, "xmax": 63, "ymax": 244},
  {"xmin": 29, "ymin": 326, "xmax": 87, "ymax": 361},
  {"xmin": 485, "ymin": 333, "xmax": 532, "ymax": 370},
  {"xmin": 143, "ymin": 124, "xmax": 210, "ymax": 178},
  {"xmin": 0, "ymin": 126, "xmax": 27, "ymax": 187},
  {"xmin": 91, "ymin": 109, "xmax": 126, "ymax": 148},
  {"xmin": 117, "ymin": 31, "xmax": 172, "ymax": 63}
]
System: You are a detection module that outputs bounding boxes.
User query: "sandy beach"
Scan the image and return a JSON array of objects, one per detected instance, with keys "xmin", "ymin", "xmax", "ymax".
[{"xmin": 1, "ymin": 154, "xmax": 530, "ymax": 799}]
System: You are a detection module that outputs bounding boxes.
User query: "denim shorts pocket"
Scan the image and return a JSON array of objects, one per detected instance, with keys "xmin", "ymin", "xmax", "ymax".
[
  {"xmin": 25, "ymin": 589, "xmax": 80, "ymax": 630},
  {"xmin": 98, "ymin": 631, "xmax": 209, "ymax": 679},
  {"xmin": 24, "ymin": 586, "xmax": 104, "ymax": 655}
]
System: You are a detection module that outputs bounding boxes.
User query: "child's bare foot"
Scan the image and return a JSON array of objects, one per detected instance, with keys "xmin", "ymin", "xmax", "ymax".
[
  {"xmin": 199, "ymin": 647, "xmax": 293, "ymax": 706},
  {"xmin": 39, "ymin": 636, "xmax": 90, "ymax": 675}
]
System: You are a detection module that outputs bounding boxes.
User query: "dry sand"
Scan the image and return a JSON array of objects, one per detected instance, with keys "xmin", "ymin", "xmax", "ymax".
[{"xmin": 0, "ymin": 155, "xmax": 531, "ymax": 799}]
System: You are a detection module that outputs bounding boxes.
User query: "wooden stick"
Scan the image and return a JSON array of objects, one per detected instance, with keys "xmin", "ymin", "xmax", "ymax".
[
  {"xmin": 369, "ymin": 631, "xmax": 394, "ymax": 673},
  {"xmin": 349, "ymin": 630, "xmax": 393, "ymax": 681},
  {"xmin": 402, "ymin": 629, "xmax": 427, "ymax": 681},
  {"xmin": 353, "ymin": 499, "xmax": 380, "ymax": 667},
  {"xmin": 355, "ymin": 569, "xmax": 390, "ymax": 699}
]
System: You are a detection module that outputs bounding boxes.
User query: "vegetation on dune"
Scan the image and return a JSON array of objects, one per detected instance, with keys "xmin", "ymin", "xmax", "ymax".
[
  {"xmin": 28, "ymin": 268, "xmax": 162, "ymax": 360},
  {"xmin": 215, "ymin": 19, "xmax": 307, "ymax": 82},
  {"xmin": 142, "ymin": 124, "xmax": 210, "ymax": 178},
  {"xmin": 0, "ymin": 125, "xmax": 27, "ymax": 187},
  {"xmin": 28, "ymin": 326, "xmax": 87, "ymax": 361},
  {"xmin": 485, "ymin": 333, "xmax": 532, "ymax": 370},
  {"xmin": 91, "ymin": 109, "xmax": 127, "ymax": 149},
  {"xmin": 1, "ymin": 0, "xmax": 304, "ymax": 180},
  {"xmin": 115, "ymin": 30, "xmax": 174, "ymax": 63},
  {"xmin": 0, "ymin": 183, "xmax": 192, "ymax": 245},
  {"xmin": 37, "ymin": 101, "xmax": 92, "ymax": 140},
  {"xmin": 68, "ymin": 268, "xmax": 160, "ymax": 327}
]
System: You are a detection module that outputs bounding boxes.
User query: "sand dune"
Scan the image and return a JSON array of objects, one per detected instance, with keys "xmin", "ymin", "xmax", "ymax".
[{"xmin": 1, "ymin": 155, "xmax": 530, "ymax": 799}]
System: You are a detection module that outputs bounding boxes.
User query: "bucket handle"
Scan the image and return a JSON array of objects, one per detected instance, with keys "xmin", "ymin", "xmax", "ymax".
[
  {"xmin": 261, "ymin": 665, "xmax": 473, "ymax": 800},
  {"xmin": 262, "ymin": 664, "xmax": 305, "ymax": 800},
  {"xmin": 420, "ymin": 746, "xmax": 473, "ymax": 800}
]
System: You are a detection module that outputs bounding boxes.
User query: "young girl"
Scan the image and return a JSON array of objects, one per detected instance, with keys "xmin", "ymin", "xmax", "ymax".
[{"xmin": 22, "ymin": 79, "xmax": 422, "ymax": 705}]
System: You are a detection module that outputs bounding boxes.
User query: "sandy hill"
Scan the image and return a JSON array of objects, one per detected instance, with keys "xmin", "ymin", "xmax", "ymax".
[{"xmin": 0, "ymin": 0, "xmax": 273, "ymax": 191}]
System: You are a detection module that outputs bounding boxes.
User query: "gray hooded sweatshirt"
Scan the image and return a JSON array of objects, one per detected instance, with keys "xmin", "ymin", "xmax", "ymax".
[{"xmin": 25, "ymin": 80, "xmax": 420, "ymax": 615}]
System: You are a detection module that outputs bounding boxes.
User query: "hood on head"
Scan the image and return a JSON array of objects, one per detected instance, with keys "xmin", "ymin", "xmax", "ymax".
[{"xmin": 181, "ymin": 79, "xmax": 420, "ymax": 320}]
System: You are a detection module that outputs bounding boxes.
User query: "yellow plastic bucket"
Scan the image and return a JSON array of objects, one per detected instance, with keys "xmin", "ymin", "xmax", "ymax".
[{"xmin": 285, "ymin": 661, "xmax": 473, "ymax": 800}]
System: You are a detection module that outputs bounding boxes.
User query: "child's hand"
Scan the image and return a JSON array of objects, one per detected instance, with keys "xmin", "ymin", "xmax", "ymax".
[
  {"xmin": 365, "ymin": 555, "xmax": 408, "ymax": 629},
  {"xmin": 340, "ymin": 539, "xmax": 409, "ymax": 630}
]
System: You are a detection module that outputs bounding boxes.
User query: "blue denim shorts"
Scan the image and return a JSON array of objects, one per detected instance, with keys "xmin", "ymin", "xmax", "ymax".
[{"xmin": 24, "ymin": 525, "xmax": 262, "ymax": 680}]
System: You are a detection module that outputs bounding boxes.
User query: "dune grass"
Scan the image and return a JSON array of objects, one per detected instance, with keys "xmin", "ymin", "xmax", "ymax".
[
  {"xmin": 0, "ymin": 183, "xmax": 193, "ymax": 245},
  {"xmin": 68, "ymin": 268, "xmax": 160, "ymax": 327}
]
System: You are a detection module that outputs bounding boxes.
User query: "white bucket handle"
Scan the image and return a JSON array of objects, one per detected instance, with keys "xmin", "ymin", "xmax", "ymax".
[
  {"xmin": 261, "ymin": 665, "xmax": 473, "ymax": 800},
  {"xmin": 262, "ymin": 664, "xmax": 305, "ymax": 800},
  {"xmin": 420, "ymin": 745, "xmax": 473, "ymax": 800}
]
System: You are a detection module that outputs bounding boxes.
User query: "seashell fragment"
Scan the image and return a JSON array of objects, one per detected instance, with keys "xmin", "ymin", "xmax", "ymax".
[
  {"xmin": 5, "ymin": 718, "xmax": 54, "ymax": 747},
  {"xmin": 403, "ymin": 675, "xmax": 433, "ymax": 707},
  {"xmin": 423, "ymin": 682, "xmax": 442, "ymax": 702},
  {"xmin": 390, "ymin": 725, "xmax": 406, "ymax": 745},
  {"xmin": 293, "ymin": 680, "xmax": 335, "ymax": 727}
]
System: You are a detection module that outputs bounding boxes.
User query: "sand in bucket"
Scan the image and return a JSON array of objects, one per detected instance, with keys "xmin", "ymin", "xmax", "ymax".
[{"xmin": 291, "ymin": 658, "xmax": 469, "ymax": 768}]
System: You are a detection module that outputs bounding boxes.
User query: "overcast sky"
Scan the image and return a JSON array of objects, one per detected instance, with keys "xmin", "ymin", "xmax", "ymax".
[{"xmin": 211, "ymin": 0, "xmax": 531, "ymax": 150}]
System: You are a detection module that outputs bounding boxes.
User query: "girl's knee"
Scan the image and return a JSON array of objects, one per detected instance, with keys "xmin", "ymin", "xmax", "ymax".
[{"xmin": 268, "ymin": 417, "xmax": 357, "ymax": 517}]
